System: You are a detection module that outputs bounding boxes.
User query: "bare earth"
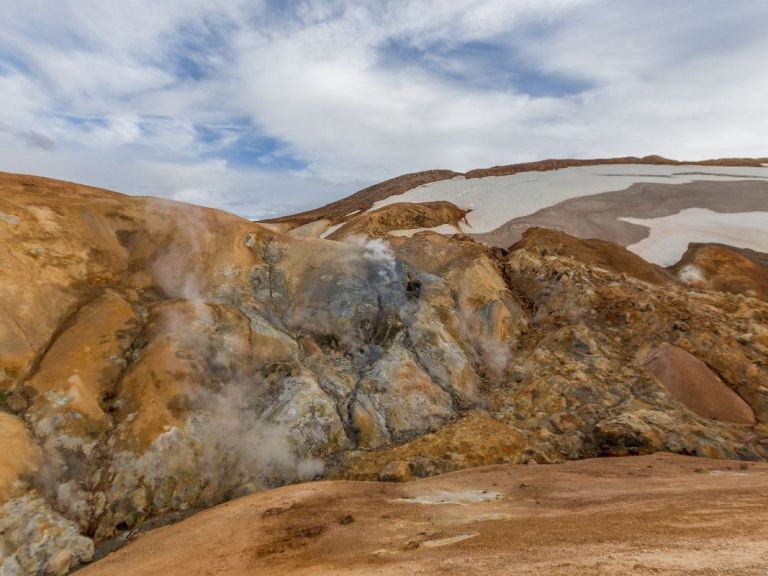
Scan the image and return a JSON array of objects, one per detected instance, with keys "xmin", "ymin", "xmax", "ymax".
[{"xmin": 80, "ymin": 453, "xmax": 768, "ymax": 576}]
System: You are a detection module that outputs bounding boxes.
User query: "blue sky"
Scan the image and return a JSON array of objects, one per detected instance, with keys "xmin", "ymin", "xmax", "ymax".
[{"xmin": 0, "ymin": 0, "xmax": 767, "ymax": 219}]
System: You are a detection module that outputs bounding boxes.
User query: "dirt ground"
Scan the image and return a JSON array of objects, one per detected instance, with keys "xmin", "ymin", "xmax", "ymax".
[{"xmin": 79, "ymin": 453, "xmax": 768, "ymax": 575}]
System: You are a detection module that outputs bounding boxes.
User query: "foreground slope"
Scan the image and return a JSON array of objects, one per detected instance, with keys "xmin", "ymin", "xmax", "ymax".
[
  {"xmin": 80, "ymin": 454, "xmax": 768, "ymax": 576},
  {"xmin": 1, "ymin": 170, "xmax": 768, "ymax": 574}
]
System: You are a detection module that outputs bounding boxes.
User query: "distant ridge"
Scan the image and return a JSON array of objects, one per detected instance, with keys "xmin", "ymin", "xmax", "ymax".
[{"xmin": 265, "ymin": 155, "xmax": 768, "ymax": 226}]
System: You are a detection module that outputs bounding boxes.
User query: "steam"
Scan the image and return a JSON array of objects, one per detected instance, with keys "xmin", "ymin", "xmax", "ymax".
[
  {"xmin": 349, "ymin": 235, "xmax": 399, "ymax": 284},
  {"xmin": 460, "ymin": 303, "xmax": 512, "ymax": 385},
  {"xmin": 146, "ymin": 206, "xmax": 324, "ymax": 493},
  {"xmin": 472, "ymin": 330, "xmax": 512, "ymax": 384},
  {"xmin": 192, "ymin": 381, "xmax": 324, "ymax": 490},
  {"xmin": 152, "ymin": 242, "xmax": 205, "ymax": 301},
  {"xmin": 150, "ymin": 205, "xmax": 212, "ymax": 320}
]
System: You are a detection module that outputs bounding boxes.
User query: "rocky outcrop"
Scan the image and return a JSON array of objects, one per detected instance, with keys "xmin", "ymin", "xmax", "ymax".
[
  {"xmin": 327, "ymin": 201, "xmax": 467, "ymax": 241},
  {"xmin": 1, "ymin": 494, "xmax": 94, "ymax": 576},
  {"xmin": 508, "ymin": 227, "xmax": 673, "ymax": 285},
  {"xmin": 497, "ymin": 247, "xmax": 767, "ymax": 462},
  {"xmin": 638, "ymin": 342, "xmax": 756, "ymax": 425},
  {"xmin": 337, "ymin": 411, "xmax": 528, "ymax": 481},
  {"xmin": 672, "ymin": 243, "xmax": 768, "ymax": 301},
  {"xmin": 1, "ymin": 171, "xmax": 768, "ymax": 574}
]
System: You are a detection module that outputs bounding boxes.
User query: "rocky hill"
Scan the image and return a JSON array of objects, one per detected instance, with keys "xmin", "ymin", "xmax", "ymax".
[{"xmin": 1, "ymin": 164, "xmax": 768, "ymax": 575}]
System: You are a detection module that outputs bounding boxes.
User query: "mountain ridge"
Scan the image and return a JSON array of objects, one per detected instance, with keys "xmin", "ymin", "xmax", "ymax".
[{"xmin": 264, "ymin": 155, "xmax": 768, "ymax": 228}]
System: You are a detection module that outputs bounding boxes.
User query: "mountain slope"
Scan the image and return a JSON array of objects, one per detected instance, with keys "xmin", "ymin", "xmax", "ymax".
[
  {"xmin": 1, "ymin": 169, "xmax": 768, "ymax": 574},
  {"xmin": 268, "ymin": 157, "xmax": 768, "ymax": 270}
]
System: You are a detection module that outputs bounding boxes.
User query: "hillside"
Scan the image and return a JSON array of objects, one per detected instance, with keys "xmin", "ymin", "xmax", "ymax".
[{"xmin": 1, "ymin": 165, "xmax": 768, "ymax": 575}]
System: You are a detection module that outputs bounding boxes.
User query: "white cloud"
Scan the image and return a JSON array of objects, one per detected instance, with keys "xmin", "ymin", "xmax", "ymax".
[{"xmin": 0, "ymin": 0, "xmax": 766, "ymax": 218}]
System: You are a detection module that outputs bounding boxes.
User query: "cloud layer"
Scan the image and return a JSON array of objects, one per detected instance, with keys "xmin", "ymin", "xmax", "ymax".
[{"xmin": 1, "ymin": 0, "xmax": 766, "ymax": 218}]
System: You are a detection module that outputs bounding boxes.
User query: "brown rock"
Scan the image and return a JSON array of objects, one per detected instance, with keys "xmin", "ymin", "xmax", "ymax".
[
  {"xmin": 327, "ymin": 201, "xmax": 468, "ymax": 240},
  {"xmin": 508, "ymin": 227, "xmax": 673, "ymax": 286},
  {"xmin": 638, "ymin": 343, "xmax": 756, "ymax": 425},
  {"xmin": 341, "ymin": 412, "xmax": 528, "ymax": 480},
  {"xmin": 672, "ymin": 243, "xmax": 768, "ymax": 301},
  {"xmin": 378, "ymin": 461, "xmax": 412, "ymax": 482}
]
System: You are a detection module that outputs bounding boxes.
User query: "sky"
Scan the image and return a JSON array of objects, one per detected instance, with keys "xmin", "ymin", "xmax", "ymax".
[{"xmin": 0, "ymin": 0, "xmax": 766, "ymax": 219}]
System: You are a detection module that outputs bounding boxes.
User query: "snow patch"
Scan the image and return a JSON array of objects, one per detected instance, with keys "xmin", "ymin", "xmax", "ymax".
[
  {"xmin": 320, "ymin": 222, "xmax": 345, "ymax": 239},
  {"xmin": 396, "ymin": 490, "xmax": 501, "ymax": 505},
  {"xmin": 421, "ymin": 533, "xmax": 479, "ymax": 548},
  {"xmin": 620, "ymin": 209, "xmax": 768, "ymax": 266}
]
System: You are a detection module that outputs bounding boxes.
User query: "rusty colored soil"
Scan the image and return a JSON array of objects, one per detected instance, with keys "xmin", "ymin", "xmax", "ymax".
[{"xmin": 79, "ymin": 453, "xmax": 768, "ymax": 576}]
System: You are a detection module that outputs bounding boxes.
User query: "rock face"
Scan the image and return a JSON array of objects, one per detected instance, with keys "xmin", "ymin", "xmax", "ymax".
[{"xmin": 1, "ymin": 171, "xmax": 768, "ymax": 574}]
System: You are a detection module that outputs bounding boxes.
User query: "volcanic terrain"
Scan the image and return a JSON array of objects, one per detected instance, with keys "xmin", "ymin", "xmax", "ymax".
[{"xmin": 1, "ymin": 158, "xmax": 768, "ymax": 575}]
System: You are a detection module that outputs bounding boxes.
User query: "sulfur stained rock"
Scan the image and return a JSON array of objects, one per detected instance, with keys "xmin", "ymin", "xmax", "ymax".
[
  {"xmin": 390, "ymin": 232, "xmax": 527, "ymax": 382},
  {"xmin": 508, "ymin": 227, "xmax": 673, "ymax": 286},
  {"xmin": 261, "ymin": 374, "xmax": 350, "ymax": 457},
  {"xmin": 595, "ymin": 412, "xmax": 667, "ymax": 456},
  {"xmin": 351, "ymin": 343, "xmax": 454, "ymax": 449},
  {"xmin": 549, "ymin": 412, "xmax": 584, "ymax": 435},
  {"xmin": 339, "ymin": 412, "xmax": 528, "ymax": 480},
  {"xmin": 672, "ymin": 243, "xmax": 768, "ymax": 301},
  {"xmin": 0, "ymin": 493, "xmax": 94, "ymax": 575},
  {"xmin": 327, "ymin": 201, "xmax": 468, "ymax": 241},
  {"xmin": 408, "ymin": 323, "xmax": 480, "ymax": 408},
  {"xmin": 24, "ymin": 290, "xmax": 136, "ymax": 426}
]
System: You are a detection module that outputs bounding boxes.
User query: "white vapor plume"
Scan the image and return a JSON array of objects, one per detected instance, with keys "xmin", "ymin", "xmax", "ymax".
[
  {"xmin": 192, "ymin": 381, "xmax": 325, "ymax": 491},
  {"xmin": 349, "ymin": 235, "xmax": 399, "ymax": 284}
]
